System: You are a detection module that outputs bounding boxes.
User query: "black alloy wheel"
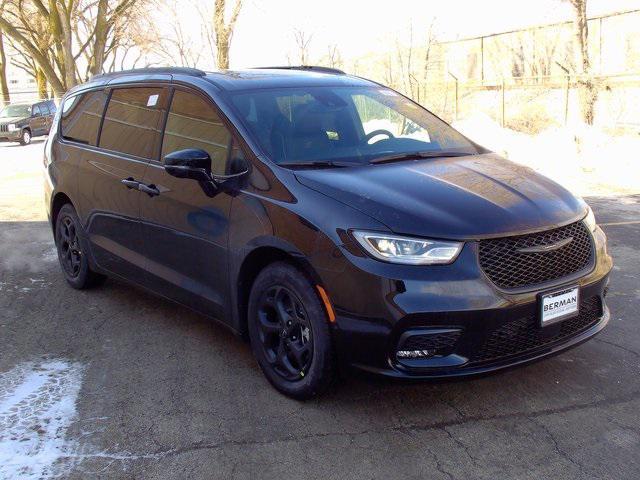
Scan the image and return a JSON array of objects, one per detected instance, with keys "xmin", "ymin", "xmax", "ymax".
[
  {"xmin": 256, "ymin": 285, "xmax": 314, "ymax": 381},
  {"xmin": 248, "ymin": 262, "xmax": 335, "ymax": 399},
  {"xmin": 55, "ymin": 203, "xmax": 106, "ymax": 289},
  {"xmin": 57, "ymin": 215, "xmax": 82, "ymax": 278}
]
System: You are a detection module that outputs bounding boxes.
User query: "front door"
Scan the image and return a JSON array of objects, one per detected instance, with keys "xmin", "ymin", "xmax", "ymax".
[
  {"xmin": 80, "ymin": 86, "xmax": 169, "ymax": 281},
  {"xmin": 138, "ymin": 88, "xmax": 239, "ymax": 319}
]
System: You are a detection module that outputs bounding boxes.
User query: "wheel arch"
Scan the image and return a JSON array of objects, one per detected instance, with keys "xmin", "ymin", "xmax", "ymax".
[
  {"xmin": 234, "ymin": 243, "xmax": 324, "ymax": 338},
  {"xmin": 50, "ymin": 192, "xmax": 73, "ymax": 235}
]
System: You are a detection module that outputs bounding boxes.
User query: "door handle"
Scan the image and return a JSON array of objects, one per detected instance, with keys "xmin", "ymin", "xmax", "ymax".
[
  {"xmin": 138, "ymin": 183, "xmax": 160, "ymax": 197},
  {"xmin": 121, "ymin": 177, "xmax": 140, "ymax": 189}
]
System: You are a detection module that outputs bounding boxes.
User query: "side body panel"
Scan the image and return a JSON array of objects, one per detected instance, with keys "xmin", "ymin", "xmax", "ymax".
[
  {"xmin": 76, "ymin": 145, "xmax": 149, "ymax": 280},
  {"xmin": 138, "ymin": 161, "xmax": 233, "ymax": 321}
]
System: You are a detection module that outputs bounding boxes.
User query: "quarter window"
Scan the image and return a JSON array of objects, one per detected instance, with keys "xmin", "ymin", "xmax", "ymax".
[
  {"xmin": 60, "ymin": 90, "xmax": 108, "ymax": 145},
  {"xmin": 161, "ymin": 90, "xmax": 231, "ymax": 175},
  {"xmin": 100, "ymin": 87, "xmax": 168, "ymax": 159}
]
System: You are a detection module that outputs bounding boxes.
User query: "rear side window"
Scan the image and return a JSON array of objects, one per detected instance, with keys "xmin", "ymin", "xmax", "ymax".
[
  {"xmin": 161, "ymin": 90, "xmax": 231, "ymax": 175},
  {"xmin": 100, "ymin": 87, "xmax": 168, "ymax": 159},
  {"xmin": 60, "ymin": 90, "xmax": 108, "ymax": 145},
  {"xmin": 48, "ymin": 101, "xmax": 57, "ymax": 114}
]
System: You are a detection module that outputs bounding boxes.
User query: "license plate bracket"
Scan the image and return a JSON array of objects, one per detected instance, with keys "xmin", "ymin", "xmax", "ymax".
[{"xmin": 539, "ymin": 286, "xmax": 580, "ymax": 327}]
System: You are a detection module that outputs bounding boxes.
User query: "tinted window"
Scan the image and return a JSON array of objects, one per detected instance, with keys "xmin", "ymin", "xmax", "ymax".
[
  {"xmin": 0, "ymin": 104, "xmax": 31, "ymax": 118},
  {"xmin": 100, "ymin": 87, "xmax": 168, "ymax": 159},
  {"xmin": 60, "ymin": 90, "xmax": 108, "ymax": 146},
  {"xmin": 161, "ymin": 90, "xmax": 231, "ymax": 175},
  {"xmin": 32, "ymin": 105, "xmax": 42, "ymax": 116},
  {"xmin": 230, "ymin": 86, "xmax": 479, "ymax": 165},
  {"xmin": 48, "ymin": 101, "xmax": 57, "ymax": 114}
]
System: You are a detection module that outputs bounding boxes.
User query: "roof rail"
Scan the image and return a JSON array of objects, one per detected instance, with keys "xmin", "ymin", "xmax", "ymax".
[
  {"xmin": 90, "ymin": 67, "xmax": 207, "ymax": 81},
  {"xmin": 252, "ymin": 65, "xmax": 346, "ymax": 75}
]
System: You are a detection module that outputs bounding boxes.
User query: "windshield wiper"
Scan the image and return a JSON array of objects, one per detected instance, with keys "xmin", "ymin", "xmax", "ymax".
[
  {"xmin": 369, "ymin": 150, "xmax": 473, "ymax": 165},
  {"xmin": 278, "ymin": 160, "xmax": 357, "ymax": 169}
]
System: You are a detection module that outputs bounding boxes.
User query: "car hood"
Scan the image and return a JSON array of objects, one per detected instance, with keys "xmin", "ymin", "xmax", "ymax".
[
  {"xmin": 0, "ymin": 116, "xmax": 27, "ymax": 124},
  {"xmin": 294, "ymin": 153, "xmax": 587, "ymax": 240}
]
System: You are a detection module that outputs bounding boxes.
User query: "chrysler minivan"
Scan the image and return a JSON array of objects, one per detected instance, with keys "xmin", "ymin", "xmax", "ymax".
[{"xmin": 44, "ymin": 67, "xmax": 612, "ymax": 398}]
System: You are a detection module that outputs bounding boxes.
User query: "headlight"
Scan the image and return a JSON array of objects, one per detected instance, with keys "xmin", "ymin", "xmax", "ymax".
[
  {"xmin": 352, "ymin": 231, "xmax": 463, "ymax": 265},
  {"xmin": 583, "ymin": 206, "xmax": 597, "ymax": 232},
  {"xmin": 7, "ymin": 124, "xmax": 18, "ymax": 132}
]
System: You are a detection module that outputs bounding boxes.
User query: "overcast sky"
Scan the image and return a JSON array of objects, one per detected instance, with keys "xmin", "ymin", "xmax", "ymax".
[{"xmin": 209, "ymin": 0, "xmax": 640, "ymax": 67}]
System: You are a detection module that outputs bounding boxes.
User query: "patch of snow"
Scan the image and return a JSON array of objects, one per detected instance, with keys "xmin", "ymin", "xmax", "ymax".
[
  {"xmin": 0, "ymin": 360, "xmax": 84, "ymax": 479},
  {"xmin": 453, "ymin": 113, "xmax": 640, "ymax": 196}
]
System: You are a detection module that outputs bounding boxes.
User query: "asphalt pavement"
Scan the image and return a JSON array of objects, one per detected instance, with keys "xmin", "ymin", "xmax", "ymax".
[{"xmin": 0, "ymin": 141, "xmax": 639, "ymax": 479}]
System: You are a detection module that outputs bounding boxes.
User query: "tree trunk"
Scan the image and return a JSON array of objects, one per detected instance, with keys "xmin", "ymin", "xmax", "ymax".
[
  {"xmin": 0, "ymin": 32, "xmax": 10, "ymax": 105},
  {"xmin": 36, "ymin": 68, "xmax": 48, "ymax": 99},
  {"xmin": 570, "ymin": 0, "xmax": 597, "ymax": 125},
  {"xmin": 48, "ymin": 0, "xmax": 77, "ymax": 88},
  {"xmin": 89, "ymin": 0, "xmax": 109, "ymax": 76},
  {"xmin": 216, "ymin": 36, "xmax": 230, "ymax": 70},
  {"xmin": 213, "ymin": 0, "xmax": 242, "ymax": 70}
]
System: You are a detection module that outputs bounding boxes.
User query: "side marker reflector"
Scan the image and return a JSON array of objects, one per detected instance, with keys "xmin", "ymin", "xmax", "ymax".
[{"xmin": 316, "ymin": 285, "xmax": 336, "ymax": 323}]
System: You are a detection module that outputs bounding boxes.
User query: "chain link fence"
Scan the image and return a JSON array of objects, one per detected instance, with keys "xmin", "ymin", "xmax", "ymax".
[{"xmin": 4, "ymin": 72, "xmax": 640, "ymax": 135}]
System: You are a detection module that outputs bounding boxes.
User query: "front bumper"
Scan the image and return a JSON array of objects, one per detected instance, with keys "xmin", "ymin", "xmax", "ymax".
[
  {"xmin": 0, "ymin": 131, "xmax": 22, "ymax": 142},
  {"xmin": 322, "ymin": 226, "xmax": 612, "ymax": 379}
]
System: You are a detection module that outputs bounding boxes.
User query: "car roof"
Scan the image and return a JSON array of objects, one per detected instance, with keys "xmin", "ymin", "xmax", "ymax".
[
  {"xmin": 202, "ymin": 68, "xmax": 377, "ymax": 91},
  {"xmin": 73, "ymin": 66, "xmax": 378, "ymax": 95}
]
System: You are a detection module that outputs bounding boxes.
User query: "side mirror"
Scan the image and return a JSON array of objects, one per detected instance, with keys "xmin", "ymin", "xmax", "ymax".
[{"xmin": 163, "ymin": 148, "xmax": 212, "ymax": 182}]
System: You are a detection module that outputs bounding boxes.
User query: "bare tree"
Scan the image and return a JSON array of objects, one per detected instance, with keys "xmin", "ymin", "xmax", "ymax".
[
  {"xmin": 324, "ymin": 44, "xmax": 342, "ymax": 69},
  {"xmin": 566, "ymin": 0, "xmax": 597, "ymax": 124},
  {"xmin": 292, "ymin": 29, "xmax": 312, "ymax": 65},
  {"xmin": 0, "ymin": 0, "xmax": 146, "ymax": 96},
  {"xmin": 154, "ymin": 0, "xmax": 205, "ymax": 68},
  {"xmin": 0, "ymin": 30, "xmax": 9, "ymax": 104},
  {"xmin": 213, "ymin": 0, "xmax": 242, "ymax": 69},
  {"xmin": 422, "ymin": 18, "xmax": 436, "ymax": 85}
]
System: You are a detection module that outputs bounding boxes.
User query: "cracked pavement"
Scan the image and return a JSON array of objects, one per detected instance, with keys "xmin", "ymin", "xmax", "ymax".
[{"xmin": 1, "ymin": 141, "xmax": 639, "ymax": 478}]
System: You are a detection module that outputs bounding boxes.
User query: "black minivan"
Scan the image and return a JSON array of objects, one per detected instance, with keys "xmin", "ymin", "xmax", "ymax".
[{"xmin": 45, "ymin": 67, "xmax": 612, "ymax": 399}]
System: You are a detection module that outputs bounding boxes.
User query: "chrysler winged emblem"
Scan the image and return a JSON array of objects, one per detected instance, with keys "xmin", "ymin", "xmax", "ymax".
[{"xmin": 516, "ymin": 237, "xmax": 573, "ymax": 253}]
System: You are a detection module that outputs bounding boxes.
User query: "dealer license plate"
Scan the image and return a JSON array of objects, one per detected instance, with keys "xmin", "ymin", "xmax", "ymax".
[{"xmin": 540, "ymin": 286, "xmax": 579, "ymax": 326}]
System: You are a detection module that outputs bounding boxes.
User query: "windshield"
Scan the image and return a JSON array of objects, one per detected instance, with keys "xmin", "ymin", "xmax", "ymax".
[
  {"xmin": 229, "ymin": 86, "xmax": 479, "ymax": 165},
  {"xmin": 0, "ymin": 104, "xmax": 31, "ymax": 119}
]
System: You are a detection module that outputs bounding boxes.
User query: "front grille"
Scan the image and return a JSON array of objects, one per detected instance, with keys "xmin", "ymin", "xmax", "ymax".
[
  {"xmin": 397, "ymin": 329, "xmax": 462, "ymax": 357},
  {"xmin": 479, "ymin": 221, "xmax": 594, "ymax": 290},
  {"xmin": 0, "ymin": 124, "xmax": 7, "ymax": 133},
  {"xmin": 472, "ymin": 296, "xmax": 602, "ymax": 364}
]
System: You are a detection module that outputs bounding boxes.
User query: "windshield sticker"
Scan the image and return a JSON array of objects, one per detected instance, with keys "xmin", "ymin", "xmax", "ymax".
[{"xmin": 147, "ymin": 94, "xmax": 159, "ymax": 107}]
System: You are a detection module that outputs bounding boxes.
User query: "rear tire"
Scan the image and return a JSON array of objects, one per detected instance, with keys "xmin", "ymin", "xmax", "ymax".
[
  {"xmin": 55, "ymin": 203, "xmax": 106, "ymax": 289},
  {"xmin": 248, "ymin": 262, "xmax": 335, "ymax": 399},
  {"xmin": 19, "ymin": 129, "xmax": 31, "ymax": 145}
]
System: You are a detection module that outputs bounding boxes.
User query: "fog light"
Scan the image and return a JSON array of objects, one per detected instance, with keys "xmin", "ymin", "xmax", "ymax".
[{"xmin": 397, "ymin": 349, "xmax": 432, "ymax": 359}]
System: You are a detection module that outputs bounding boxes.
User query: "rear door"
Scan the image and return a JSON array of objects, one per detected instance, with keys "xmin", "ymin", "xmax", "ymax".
[
  {"xmin": 31, "ymin": 104, "xmax": 47, "ymax": 135},
  {"xmin": 137, "ymin": 87, "xmax": 243, "ymax": 319},
  {"xmin": 75, "ymin": 85, "xmax": 169, "ymax": 281}
]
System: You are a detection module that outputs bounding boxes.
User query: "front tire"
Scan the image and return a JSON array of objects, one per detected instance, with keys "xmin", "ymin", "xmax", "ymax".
[
  {"xmin": 19, "ymin": 129, "xmax": 31, "ymax": 145},
  {"xmin": 55, "ymin": 203, "xmax": 106, "ymax": 289},
  {"xmin": 248, "ymin": 262, "xmax": 335, "ymax": 399}
]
